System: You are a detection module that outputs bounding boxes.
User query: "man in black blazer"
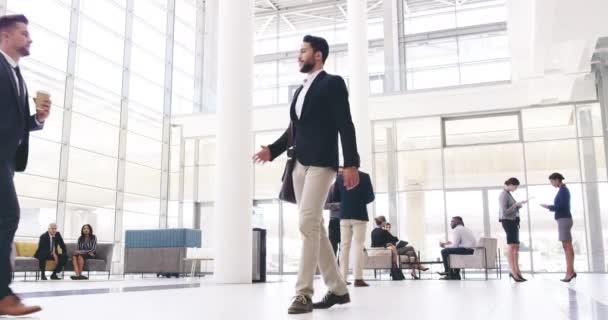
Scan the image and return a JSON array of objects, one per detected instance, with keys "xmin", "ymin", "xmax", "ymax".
[
  {"xmin": 0, "ymin": 14, "xmax": 50, "ymax": 316},
  {"xmin": 34, "ymin": 223, "xmax": 67, "ymax": 280},
  {"xmin": 254, "ymin": 35, "xmax": 360, "ymax": 314}
]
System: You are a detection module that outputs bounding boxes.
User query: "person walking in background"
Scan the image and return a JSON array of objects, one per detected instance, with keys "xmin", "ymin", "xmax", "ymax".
[
  {"xmin": 332, "ymin": 169, "xmax": 375, "ymax": 287},
  {"xmin": 71, "ymin": 224, "xmax": 97, "ymax": 280},
  {"xmin": 499, "ymin": 177, "xmax": 528, "ymax": 282},
  {"xmin": 541, "ymin": 172, "xmax": 576, "ymax": 282},
  {"xmin": 0, "ymin": 14, "xmax": 51, "ymax": 316},
  {"xmin": 325, "ymin": 171, "xmax": 343, "ymax": 257},
  {"xmin": 253, "ymin": 35, "xmax": 359, "ymax": 314}
]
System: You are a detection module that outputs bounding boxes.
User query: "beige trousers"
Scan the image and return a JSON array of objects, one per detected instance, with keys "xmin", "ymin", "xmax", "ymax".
[
  {"xmin": 339, "ymin": 219, "xmax": 368, "ymax": 281},
  {"xmin": 293, "ymin": 161, "xmax": 348, "ymax": 297}
]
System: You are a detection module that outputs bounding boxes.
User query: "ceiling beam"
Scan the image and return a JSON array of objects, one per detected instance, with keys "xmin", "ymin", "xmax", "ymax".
[
  {"xmin": 290, "ymin": 12, "xmax": 346, "ymax": 22},
  {"xmin": 264, "ymin": 0, "xmax": 279, "ymax": 11},
  {"xmin": 257, "ymin": 15, "xmax": 276, "ymax": 36},
  {"xmin": 434, "ymin": 0, "xmax": 456, "ymax": 6},
  {"xmin": 256, "ymin": 0, "xmax": 345, "ymax": 18},
  {"xmin": 280, "ymin": 14, "xmax": 297, "ymax": 30},
  {"xmin": 367, "ymin": 0, "xmax": 383, "ymax": 12},
  {"xmin": 337, "ymin": 4, "xmax": 348, "ymax": 20}
]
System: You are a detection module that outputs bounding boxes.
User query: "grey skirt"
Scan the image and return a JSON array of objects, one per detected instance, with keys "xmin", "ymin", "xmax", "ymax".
[{"xmin": 557, "ymin": 218, "xmax": 573, "ymax": 241}]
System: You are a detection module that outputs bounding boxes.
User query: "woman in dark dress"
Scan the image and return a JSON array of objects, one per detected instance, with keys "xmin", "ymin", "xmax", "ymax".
[{"xmin": 71, "ymin": 224, "xmax": 97, "ymax": 280}]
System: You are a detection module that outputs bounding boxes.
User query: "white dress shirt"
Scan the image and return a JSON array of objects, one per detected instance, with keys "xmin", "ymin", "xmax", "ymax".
[
  {"xmin": 0, "ymin": 49, "xmax": 43, "ymax": 128},
  {"xmin": 294, "ymin": 69, "xmax": 323, "ymax": 119},
  {"xmin": 449, "ymin": 225, "xmax": 477, "ymax": 248}
]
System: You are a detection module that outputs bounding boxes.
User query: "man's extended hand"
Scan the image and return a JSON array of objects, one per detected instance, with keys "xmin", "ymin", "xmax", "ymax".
[{"xmin": 252, "ymin": 145, "xmax": 271, "ymax": 164}]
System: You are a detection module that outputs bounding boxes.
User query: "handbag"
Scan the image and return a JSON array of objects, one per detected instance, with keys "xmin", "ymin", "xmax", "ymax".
[{"xmin": 278, "ymin": 122, "xmax": 296, "ymax": 204}]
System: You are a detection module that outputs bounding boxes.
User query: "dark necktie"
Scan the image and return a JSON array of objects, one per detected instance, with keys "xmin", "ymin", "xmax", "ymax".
[
  {"xmin": 14, "ymin": 66, "xmax": 25, "ymax": 105},
  {"xmin": 50, "ymin": 236, "xmax": 54, "ymax": 254}
]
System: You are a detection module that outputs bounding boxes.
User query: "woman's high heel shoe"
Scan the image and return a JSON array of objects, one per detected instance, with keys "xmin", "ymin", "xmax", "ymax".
[
  {"xmin": 560, "ymin": 272, "xmax": 577, "ymax": 282},
  {"xmin": 509, "ymin": 273, "xmax": 525, "ymax": 282},
  {"xmin": 411, "ymin": 272, "xmax": 420, "ymax": 280},
  {"xmin": 517, "ymin": 273, "xmax": 528, "ymax": 281}
]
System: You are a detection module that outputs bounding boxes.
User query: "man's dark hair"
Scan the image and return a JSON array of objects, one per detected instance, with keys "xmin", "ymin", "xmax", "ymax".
[
  {"xmin": 452, "ymin": 216, "xmax": 464, "ymax": 226},
  {"xmin": 0, "ymin": 14, "xmax": 28, "ymax": 33},
  {"xmin": 505, "ymin": 177, "xmax": 520, "ymax": 186},
  {"xmin": 303, "ymin": 35, "xmax": 329, "ymax": 63},
  {"xmin": 548, "ymin": 172, "xmax": 565, "ymax": 181}
]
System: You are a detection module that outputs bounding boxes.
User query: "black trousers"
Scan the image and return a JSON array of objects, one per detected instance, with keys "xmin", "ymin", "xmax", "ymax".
[
  {"xmin": 441, "ymin": 247, "xmax": 474, "ymax": 274},
  {"xmin": 0, "ymin": 159, "xmax": 18, "ymax": 299},
  {"xmin": 37, "ymin": 253, "xmax": 68, "ymax": 274},
  {"xmin": 328, "ymin": 218, "xmax": 341, "ymax": 256}
]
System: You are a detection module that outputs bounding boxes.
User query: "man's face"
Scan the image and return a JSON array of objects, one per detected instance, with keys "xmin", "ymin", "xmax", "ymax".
[
  {"xmin": 450, "ymin": 219, "xmax": 458, "ymax": 229},
  {"xmin": 48, "ymin": 224, "xmax": 57, "ymax": 236},
  {"xmin": 386, "ymin": 224, "xmax": 391, "ymax": 231},
  {"xmin": 2, "ymin": 22, "xmax": 32, "ymax": 57},
  {"xmin": 298, "ymin": 42, "xmax": 317, "ymax": 73}
]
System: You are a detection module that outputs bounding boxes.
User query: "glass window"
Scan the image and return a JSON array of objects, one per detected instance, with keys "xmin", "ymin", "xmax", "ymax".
[
  {"xmin": 66, "ymin": 182, "xmax": 115, "ymax": 209},
  {"xmin": 397, "ymin": 149, "xmax": 443, "ymax": 191},
  {"xmin": 132, "ymin": 5, "xmax": 167, "ymax": 44},
  {"xmin": 404, "ymin": 11, "xmax": 457, "ymax": 34},
  {"xmin": 16, "ymin": 197, "xmax": 57, "ymax": 238},
  {"xmin": 127, "ymin": 110, "xmax": 163, "ymax": 141},
  {"xmin": 456, "ymin": 3, "xmax": 507, "ymax": 27},
  {"xmin": 70, "ymin": 112, "xmax": 119, "ymax": 157},
  {"xmin": 406, "ymin": 39, "xmax": 458, "ymax": 69},
  {"xmin": 78, "ymin": 16, "xmax": 125, "ymax": 64},
  {"xmin": 21, "ymin": 66, "xmax": 67, "ymax": 111},
  {"xmin": 124, "ymin": 193, "xmax": 160, "ymax": 215},
  {"xmin": 408, "ymin": 66, "xmax": 459, "ymax": 90},
  {"xmin": 444, "ymin": 143, "xmax": 525, "ymax": 188},
  {"xmin": 79, "ymin": 0, "xmax": 126, "ymax": 35},
  {"xmin": 26, "ymin": 26, "xmax": 69, "ymax": 72},
  {"xmin": 397, "ymin": 191, "xmax": 446, "ymax": 261},
  {"xmin": 445, "ymin": 190, "xmax": 485, "ymax": 238},
  {"xmin": 396, "ymin": 117, "xmax": 442, "ymax": 150},
  {"xmin": 64, "ymin": 204, "xmax": 115, "ymax": 242},
  {"xmin": 197, "ymin": 165, "xmax": 215, "ymax": 202},
  {"xmin": 123, "ymin": 211, "xmax": 159, "ymax": 231},
  {"xmin": 253, "ymin": 201, "xmax": 280, "ymax": 273},
  {"xmin": 72, "ymin": 86, "xmax": 121, "ymax": 127},
  {"xmin": 374, "ymin": 153, "xmax": 389, "ymax": 193},
  {"xmin": 460, "ymin": 60, "xmax": 510, "ymax": 85},
  {"xmin": 458, "ymin": 33, "xmax": 509, "ymax": 63},
  {"xmin": 373, "ymin": 121, "xmax": 394, "ymax": 153},
  {"xmin": 67, "ymin": 148, "xmax": 118, "ymax": 189},
  {"xmin": 129, "ymin": 74, "xmax": 165, "ymax": 113},
  {"xmin": 6, "ymin": 0, "xmax": 71, "ymax": 36},
  {"xmin": 126, "ymin": 132, "xmax": 162, "ymax": 169},
  {"xmin": 198, "ymin": 139, "xmax": 216, "ymax": 165},
  {"xmin": 527, "ymin": 184, "xmax": 588, "ymax": 272},
  {"xmin": 75, "ymin": 49, "xmax": 123, "ymax": 94},
  {"xmin": 444, "ymin": 114, "xmax": 520, "ymax": 146},
  {"xmin": 130, "ymin": 45, "xmax": 165, "ymax": 85},
  {"xmin": 183, "ymin": 166, "xmax": 194, "ymax": 201},
  {"xmin": 200, "ymin": 204, "xmax": 214, "ymax": 248},
  {"xmin": 522, "ymin": 106, "xmax": 577, "ymax": 141},
  {"xmin": 124, "ymin": 162, "xmax": 161, "ymax": 197},
  {"xmin": 25, "ymin": 138, "xmax": 61, "ymax": 179},
  {"xmin": 30, "ymin": 107, "xmax": 64, "ymax": 143},
  {"xmin": 14, "ymin": 174, "xmax": 58, "ymax": 201},
  {"xmin": 524, "ymin": 140, "xmax": 581, "ymax": 184}
]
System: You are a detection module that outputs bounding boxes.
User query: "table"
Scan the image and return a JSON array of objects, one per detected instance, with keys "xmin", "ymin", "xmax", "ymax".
[
  {"xmin": 183, "ymin": 257, "xmax": 214, "ymax": 278},
  {"xmin": 400, "ymin": 260, "xmax": 444, "ymax": 279}
]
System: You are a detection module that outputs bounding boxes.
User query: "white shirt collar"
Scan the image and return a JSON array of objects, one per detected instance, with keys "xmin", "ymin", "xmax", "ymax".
[
  {"xmin": 0, "ymin": 49, "xmax": 18, "ymax": 68},
  {"xmin": 304, "ymin": 69, "xmax": 323, "ymax": 85}
]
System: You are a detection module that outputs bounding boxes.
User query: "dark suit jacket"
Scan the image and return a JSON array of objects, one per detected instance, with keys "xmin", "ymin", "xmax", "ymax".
[
  {"xmin": 371, "ymin": 228, "xmax": 399, "ymax": 248},
  {"xmin": 0, "ymin": 53, "xmax": 41, "ymax": 172},
  {"xmin": 34, "ymin": 232, "xmax": 67, "ymax": 259},
  {"xmin": 268, "ymin": 71, "xmax": 360, "ymax": 169},
  {"xmin": 331, "ymin": 171, "xmax": 374, "ymax": 221}
]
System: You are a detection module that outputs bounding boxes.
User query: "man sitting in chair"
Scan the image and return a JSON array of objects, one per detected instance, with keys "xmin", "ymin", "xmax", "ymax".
[
  {"xmin": 438, "ymin": 216, "xmax": 476, "ymax": 280},
  {"xmin": 34, "ymin": 223, "xmax": 67, "ymax": 280}
]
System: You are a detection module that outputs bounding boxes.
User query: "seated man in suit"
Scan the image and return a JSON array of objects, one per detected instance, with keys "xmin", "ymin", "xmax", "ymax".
[{"xmin": 34, "ymin": 223, "xmax": 67, "ymax": 280}]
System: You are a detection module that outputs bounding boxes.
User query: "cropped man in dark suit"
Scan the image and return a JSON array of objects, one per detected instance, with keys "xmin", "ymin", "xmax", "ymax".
[
  {"xmin": 254, "ymin": 35, "xmax": 360, "ymax": 314},
  {"xmin": 0, "ymin": 14, "xmax": 51, "ymax": 316},
  {"xmin": 34, "ymin": 223, "xmax": 67, "ymax": 280}
]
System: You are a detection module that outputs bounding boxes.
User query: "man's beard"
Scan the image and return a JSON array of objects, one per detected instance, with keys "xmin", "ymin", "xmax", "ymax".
[
  {"xmin": 299, "ymin": 61, "xmax": 314, "ymax": 73},
  {"xmin": 18, "ymin": 47, "xmax": 30, "ymax": 57}
]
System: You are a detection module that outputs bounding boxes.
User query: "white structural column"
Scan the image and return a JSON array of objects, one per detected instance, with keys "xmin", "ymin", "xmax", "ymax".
[
  {"xmin": 347, "ymin": 0, "xmax": 372, "ymax": 175},
  {"xmin": 213, "ymin": 0, "xmax": 254, "ymax": 283}
]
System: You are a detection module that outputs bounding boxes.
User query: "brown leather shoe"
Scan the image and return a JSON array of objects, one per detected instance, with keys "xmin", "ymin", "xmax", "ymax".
[
  {"xmin": 354, "ymin": 279, "xmax": 369, "ymax": 287},
  {"xmin": 287, "ymin": 295, "xmax": 313, "ymax": 314},
  {"xmin": 0, "ymin": 295, "xmax": 41, "ymax": 316}
]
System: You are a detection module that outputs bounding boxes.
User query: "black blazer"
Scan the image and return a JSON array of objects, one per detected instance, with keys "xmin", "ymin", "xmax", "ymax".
[
  {"xmin": 34, "ymin": 232, "xmax": 67, "ymax": 258},
  {"xmin": 371, "ymin": 228, "xmax": 399, "ymax": 248},
  {"xmin": 331, "ymin": 171, "xmax": 374, "ymax": 221},
  {"xmin": 268, "ymin": 71, "xmax": 360, "ymax": 169},
  {"xmin": 0, "ymin": 54, "xmax": 41, "ymax": 172}
]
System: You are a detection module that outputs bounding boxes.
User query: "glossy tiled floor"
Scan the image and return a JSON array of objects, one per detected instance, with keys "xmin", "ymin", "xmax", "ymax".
[{"xmin": 7, "ymin": 273, "xmax": 608, "ymax": 319}]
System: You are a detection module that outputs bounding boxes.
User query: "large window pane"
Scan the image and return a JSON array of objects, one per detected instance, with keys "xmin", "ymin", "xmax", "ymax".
[
  {"xmin": 444, "ymin": 114, "xmax": 520, "ymax": 146},
  {"xmin": 460, "ymin": 60, "xmax": 510, "ymax": 84},
  {"xmin": 16, "ymin": 197, "xmax": 57, "ymax": 239},
  {"xmin": 14, "ymin": 174, "xmax": 58, "ymax": 201},
  {"xmin": 408, "ymin": 66, "xmax": 459, "ymax": 90},
  {"xmin": 396, "ymin": 117, "xmax": 441, "ymax": 150},
  {"xmin": 373, "ymin": 121, "xmax": 394, "ymax": 153},
  {"xmin": 397, "ymin": 191, "xmax": 446, "ymax": 261},
  {"xmin": 78, "ymin": 16, "xmax": 124, "ymax": 64},
  {"xmin": 7, "ymin": 0, "xmax": 71, "ymax": 36},
  {"xmin": 523, "ymin": 106, "xmax": 576, "ymax": 141},
  {"xmin": 64, "ymin": 204, "xmax": 115, "ymax": 242},
  {"xmin": 123, "ymin": 211, "xmax": 159, "ymax": 231},
  {"xmin": 524, "ymin": 140, "xmax": 581, "ymax": 184},
  {"xmin": 374, "ymin": 153, "xmax": 389, "ymax": 193},
  {"xmin": 70, "ymin": 113, "xmax": 119, "ymax": 157},
  {"xmin": 579, "ymin": 138, "xmax": 607, "ymax": 182},
  {"xmin": 75, "ymin": 50, "xmax": 123, "ymax": 94},
  {"xmin": 527, "ymin": 184, "xmax": 588, "ymax": 272},
  {"xmin": 253, "ymin": 201, "xmax": 280, "ymax": 273},
  {"xmin": 79, "ymin": 0, "xmax": 126, "ymax": 35},
  {"xmin": 66, "ymin": 182, "xmax": 115, "ymax": 209},
  {"xmin": 124, "ymin": 193, "xmax": 160, "ymax": 215},
  {"xmin": 126, "ymin": 132, "xmax": 162, "ymax": 169},
  {"xmin": 26, "ymin": 138, "xmax": 61, "ymax": 179},
  {"xmin": 67, "ymin": 148, "xmax": 118, "ymax": 189},
  {"xmin": 72, "ymin": 87, "xmax": 121, "ymax": 127},
  {"xmin": 124, "ymin": 162, "xmax": 161, "ymax": 197},
  {"xmin": 397, "ymin": 149, "xmax": 443, "ymax": 191},
  {"xmin": 444, "ymin": 143, "xmax": 524, "ymax": 188},
  {"xmin": 445, "ymin": 190, "xmax": 485, "ymax": 238},
  {"xmin": 406, "ymin": 39, "xmax": 458, "ymax": 69},
  {"xmin": 198, "ymin": 165, "xmax": 215, "ymax": 202}
]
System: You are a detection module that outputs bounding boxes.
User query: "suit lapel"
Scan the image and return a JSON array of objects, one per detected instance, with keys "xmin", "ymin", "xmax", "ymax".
[
  {"xmin": 0, "ymin": 54, "xmax": 24, "ymax": 116},
  {"xmin": 299, "ymin": 71, "xmax": 326, "ymax": 120}
]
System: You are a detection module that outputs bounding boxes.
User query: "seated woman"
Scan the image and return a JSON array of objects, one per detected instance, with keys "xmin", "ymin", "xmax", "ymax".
[
  {"xmin": 371, "ymin": 216, "xmax": 427, "ymax": 279},
  {"xmin": 71, "ymin": 224, "xmax": 97, "ymax": 280}
]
